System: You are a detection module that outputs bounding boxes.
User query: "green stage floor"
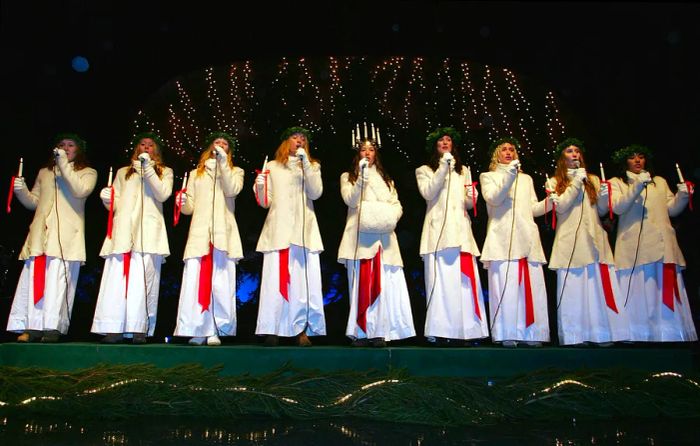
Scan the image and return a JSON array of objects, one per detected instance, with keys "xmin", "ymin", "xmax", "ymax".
[{"xmin": 1, "ymin": 343, "xmax": 698, "ymax": 376}]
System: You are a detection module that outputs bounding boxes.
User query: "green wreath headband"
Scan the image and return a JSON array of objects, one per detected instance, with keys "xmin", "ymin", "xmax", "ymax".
[
  {"xmin": 131, "ymin": 132, "xmax": 165, "ymax": 151},
  {"xmin": 204, "ymin": 131, "xmax": 237, "ymax": 153},
  {"xmin": 425, "ymin": 127, "xmax": 462, "ymax": 153},
  {"xmin": 488, "ymin": 136, "xmax": 522, "ymax": 154},
  {"xmin": 280, "ymin": 126, "xmax": 312, "ymax": 144},
  {"xmin": 611, "ymin": 144, "xmax": 654, "ymax": 164},
  {"xmin": 554, "ymin": 137, "xmax": 586, "ymax": 157},
  {"xmin": 53, "ymin": 133, "xmax": 87, "ymax": 152}
]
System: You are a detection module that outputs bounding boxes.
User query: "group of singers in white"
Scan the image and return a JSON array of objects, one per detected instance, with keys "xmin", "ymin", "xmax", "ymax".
[{"xmin": 6, "ymin": 127, "xmax": 697, "ymax": 347}]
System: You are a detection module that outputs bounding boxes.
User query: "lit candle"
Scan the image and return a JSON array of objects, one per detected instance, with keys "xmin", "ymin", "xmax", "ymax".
[
  {"xmin": 363, "ymin": 122, "xmax": 368, "ymax": 140},
  {"xmin": 355, "ymin": 124, "xmax": 360, "ymax": 142},
  {"xmin": 376, "ymin": 128, "xmax": 382, "ymax": 147},
  {"xmin": 262, "ymin": 155, "xmax": 268, "ymax": 173},
  {"xmin": 466, "ymin": 165, "xmax": 472, "ymax": 185},
  {"xmin": 599, "ymin": 162, "xmax": 606, "ymax": 182},
  {"xmin": 181, "ymin": 171, "xmax": 188, "ymax": 190},
  {"xmin": 107, "ymin": 166, "xmax": 113, "ymax": 187},
  {"xmin": 351, "ymin": 130, "xmax": 355, "ymax": 148},
  {"xmin": 18, "ymin": 157, "xmax": 23, "ymax": 178},
  {"xmin": 545, "ymin": 173, "xmax": 551, "ymax": 191},
  {"xmin": 371, "ymin": 123, "xmax": 376, "ymax": 141},
  {"xmin": 676, "ymin": 163, "xmax": 685, "ymax": 183}
]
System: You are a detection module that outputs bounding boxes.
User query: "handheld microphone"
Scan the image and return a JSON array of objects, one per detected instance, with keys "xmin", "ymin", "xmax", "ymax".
[
  {"xmin": 214, "ymin": 145, "xmax": 224, "ymax": 157},
  {"xmin": 138, "ymin": 153, "xmax": 149, "ymax": 164},
  {"xmin": 53, "ymin": 148, "xmax": 60, "ymax": 158}
]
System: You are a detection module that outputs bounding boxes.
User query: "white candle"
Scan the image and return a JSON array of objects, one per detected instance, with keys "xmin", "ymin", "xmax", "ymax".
[
  {"xmin": 599, "ymin": 162, "xmax": 606, "ymax": 182},
  {"xmin": 371, "ymin": 123, "xmax": 376, "ymax": 141},
  {"xmin": 363, "ymin": 122, "xmax": 368, "ymax": 140},
  {"xmin": 466, "ymin": 166, "xmax": 472, "ymax": 185},
  {"xmin": 181, "ymin": 172, "xmax": 188, "ymax": 190},
  {"xmin": 107, "ymin": 166, "xmax": 113, "ymax": 187},
  {"xmin": 376, "ymin": 128, "xmax": 382, "ymax": 147},
  {"xmin": 676, "ymin": 163, "xmax": 685, "ymax": 183},
  {"xmin": 355, "ymin": 124, "xmax": 360, "ymax": 142},
  {"xmin": 545, "ymin": 173, "xmax": 551, "ymax": 191},
  {"xmin": 262, "ymin": 155, "xmax": 268, "ymax": 173},
  {"xmin": 352, "ymin": 130, "xmax": 356, "ymax": 148},
  {"xmin": 18, "ymin": 158, "xmax": 23, "ymax": 178}
]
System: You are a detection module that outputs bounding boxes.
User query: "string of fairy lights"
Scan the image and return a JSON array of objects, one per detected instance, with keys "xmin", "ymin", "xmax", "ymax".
[{"xmin": 128, "ymin": 56, "xmax": 567, "ymax": 173}]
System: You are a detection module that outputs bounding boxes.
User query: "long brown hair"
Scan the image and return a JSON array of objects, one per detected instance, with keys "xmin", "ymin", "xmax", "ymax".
[
  {"xmin": 347, "ymin": 144, "xmax": 393, "ymax": 189},
  {"xmin": 46, "ymin": 134, "xmax": 90, "ymax": 171},
  {"xmin": 554, "ymin": 152, "xmax": 597, "ymax": 204},
  {"xmin": 125, "ymin": 138, "xmax": 165, "ymax": 179},
  {"xmin": 427, "ymin": 143, "xmax": 464, "ymax": 174},
  {"xmin": 274, "ymin": 138, "xmax": 319, "ymax": 165}
]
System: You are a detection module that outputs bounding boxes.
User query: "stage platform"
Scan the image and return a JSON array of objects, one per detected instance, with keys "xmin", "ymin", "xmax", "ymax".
[{"xmin": 1, "ymin": 343, "xmax": 698, "ymax": 377}]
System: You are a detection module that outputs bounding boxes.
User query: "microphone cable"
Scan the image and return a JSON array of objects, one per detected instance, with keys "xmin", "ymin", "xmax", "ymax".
[
  {"xmin": 349, "ymin": 161, "xmax": 367, "ymax": 338},
  {"xmin": 52, "ymin": 160, "xmax": 71, "ymax": 328},
  {"xmin": 209, "ymin": 155, "xmax": 222, "ymax": 337},
  {"xmin": 299, "ymin": 152, "xmax": 311, "ymax": 336},
  {"xmin": 425, "ymin": 159, "xmax": 453, "ymax": 314},
  {"xmin": 556, "ymin": 176, "xmax": 587, "ymax": 310},
  {"xmin": 489, "ymin": 166, "xmax": 520, "ymax": 333},
  {"xmin": 624, "ymin": 184, "xmax": 648, "ymax": 307},
  {"xmin": 139, "ymin": 160, "xmax": 152, "ymax": 339}
]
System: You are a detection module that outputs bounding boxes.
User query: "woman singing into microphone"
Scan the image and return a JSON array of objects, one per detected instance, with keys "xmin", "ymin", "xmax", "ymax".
[
  {"xmin": 549, "ymin": 138, "xmax": 629, "ymax": 346},
  {"xmin": 253, "ymin": 127, "xmax": 325, "ymax": 346},
  {"xmin": 339, "ymin": 129, "xmax": 414, "ymax": 347},
  {"xmin": 609, "ymin": 145, "xmax": 696, "ymax": 342},
  {"xmin": 91, "ymin": 132, "xmax": 173, "ymax": 344},
  {"xmin": 174, "ymin": 132, "xmax": 244, "ymax": 346},
  {"xmin": 416, "ymin": 127, "xmax": 486, "ymax": 346},
  {"xmin": 7, "ymin": 134, "xmax": 96, "ymax": 343},
  {"xmin": 480, "ymin": 137, "xmax": 550, "ymax": 347}
]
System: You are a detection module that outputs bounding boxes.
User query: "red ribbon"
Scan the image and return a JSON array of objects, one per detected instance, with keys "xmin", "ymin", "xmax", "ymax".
[
  {"xmin": 602, "ymin": 180, "xmax": 613, "ymax": 219},
  {"xmin": 255, "ymin": 169, "xmax": 270, "ymax": 207},
  {"xmin": 107, "ymin": 186, "xmax": 115, "ymax": 238},
  {"xmin": 518, "ymin": 258, "xmax": 535, "ymax": 327},
  {"xmin": 123, "ymin": 252, "xmax": 131, "ymax": 299},
  {"xmin": 33, "ymin": 254, "xmax": 47, "ymax": 305},
  {"xmin": 6, "ymin": 176, "xmax": 16, "ymax": 213},
  {"xmin": 357, "ymin": 248, "xmax": 382, "ymax": 333},
  {"xmin": 198, "ymin": 243, "xmax": 214, "ymax": 312},
  {"xmin": 460, "ymin": 252, "xmax": 481, "ymax": 320},
  {"xmin": 685, "ymin": 181, "xmax": 695, "ymax": 211},
  {"xmin": 599, "ymin": 263, "xmax": 619, "ymax": 314},
  {"xmin": 279, "ymin": 247, "xmax": 290, "ymax": 301},
  {"xmin": 173, "ymin": 188, "xmax": 186, "ymax": 226},
  {"xmin": 662, "ymin": 263, "xmax": 682, "ymax": 311}
]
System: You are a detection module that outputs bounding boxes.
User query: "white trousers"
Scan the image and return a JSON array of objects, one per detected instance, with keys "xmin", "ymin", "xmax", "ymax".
[
  {"xmin": 486, "ymin": 260, "xmax": 550, "ymax": 342},
  {"xmin": 424, "ymin": 249, "xmax": 489, "ymax": 340},
  {"xmin": 255, "ymin": 245, "xmax": 326, "ymax": 337},
  {"xmin": 556, "ymin": 263, "xmax": 630, "ymax": 345},
  {"xmin": 91, "ymin": 252, "xmax": 162, "ymax": 336},
  {"xmin": 345, "ymin": 259, "xmax": 416, "ymax": 341},
  {"xmin": 619, "ymin": 262, "xmax": 697, "ymax": 342},
  {"xmin": 174, "ymin": 248, "xmax": 237, "ymax": 337},
  {"xmin": 7, "ymin": 256, "xmax": 80, "ymax": 334}
]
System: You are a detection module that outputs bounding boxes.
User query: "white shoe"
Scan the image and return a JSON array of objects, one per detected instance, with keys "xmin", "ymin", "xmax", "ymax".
[
  {"xmin": 207, "ymin": 335, "xmax": 221, "ymax": 346},
  {"xmin": 502, "ymin": 340, "xmax": 518, "ymax": 348},
  {"xmin": 189, "ymin": 337, "xmax": 206, "ymax": 346}
]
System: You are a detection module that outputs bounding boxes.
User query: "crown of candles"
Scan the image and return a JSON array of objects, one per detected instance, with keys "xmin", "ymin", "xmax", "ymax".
[{"xmin": 352, "ymin": 121, "xmax": 382, "ymax": 150}]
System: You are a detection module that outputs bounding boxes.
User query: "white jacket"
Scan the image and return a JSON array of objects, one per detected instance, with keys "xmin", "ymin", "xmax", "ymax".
[
  {"xmin": 549, "ymin": 172, "xmax": 614, "ymax": 269},
  {"xmin": 416, "ymin": 164, "xmax": 479, "ymax": 257},
  {"xmin": 99, "ymin": 165, "xmax": 173, "ymax": 258},
  {"xmin": 480, "ymin": 166, "xmax": 547, "ymax": 264},
  {"xmin": 337, "ymin": 166, "xmax": 404, "ymax": 266},
  {"xmin": 181, "ymin": 160, "xmax": 244, "ymax": 260},
  {"xmin": 16, "ymin": 162, "xmax": 97, "ymax": 262},
  {"xmin": 611, "ymin": 173, "xmax": 687, "ymax": 270},
  {"xmin": 254, "ymin": 157, "xmax": 324, "ymax": 253}
]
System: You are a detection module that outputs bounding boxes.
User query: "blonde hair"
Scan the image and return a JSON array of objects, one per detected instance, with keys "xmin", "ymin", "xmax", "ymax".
[
  {"xmin": 195, "ymin": 144, "xmax": 234, "ymax": 177},
  {"xmin": 274, "ymin": 137, "xmax": 319, "ymax": 165},
  {"xmin": 488, "ymin": 142, "xmax": 520, "ymax": 171},
  {"xmin": 125, "ymin": 138, "xmax": 165, "ymax": 179}
]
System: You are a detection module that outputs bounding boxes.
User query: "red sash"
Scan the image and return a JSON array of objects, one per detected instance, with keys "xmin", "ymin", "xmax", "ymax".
[
  {"xmin": 685, "ymin": 181, "xmax": 695, "ymax": 211},
  {"xmin": 662, "ymin": 263, "xmax": 682, "ymax": 311},
  {"xmin": 599, "ymin": 263, "xmax": 619, "ymax": 313},
  {"xmin": 173, "ymin": 188, "xmax": 186, "ymax": 226},
  {"xmin": 357, "ymin": 249, "xmax": 382, "ymax": 333},
  {"xmin": 6, "ymin": 176, "xmax": 15, "ymax": 213},
  {"xmin": 198, "ymin": 244, "xmax": 214, "ymax": 312},
  {"xmin": 33, "ymin": 254, "xmax": 47, "ymax": 305},
  {"xmin": 460, "ymin": 252, "xmax": 481, "ymax": 320},
  {"xmin": 279, "ymin": 247, "xmax": 290, "ymax": 301},
  {"xmin": 123, "ymin": 252, "xmax": 131, "ymax": 298},
  {"xmin": 518, "ymin": 258, "xmax": 535, "ymax": 327}
]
